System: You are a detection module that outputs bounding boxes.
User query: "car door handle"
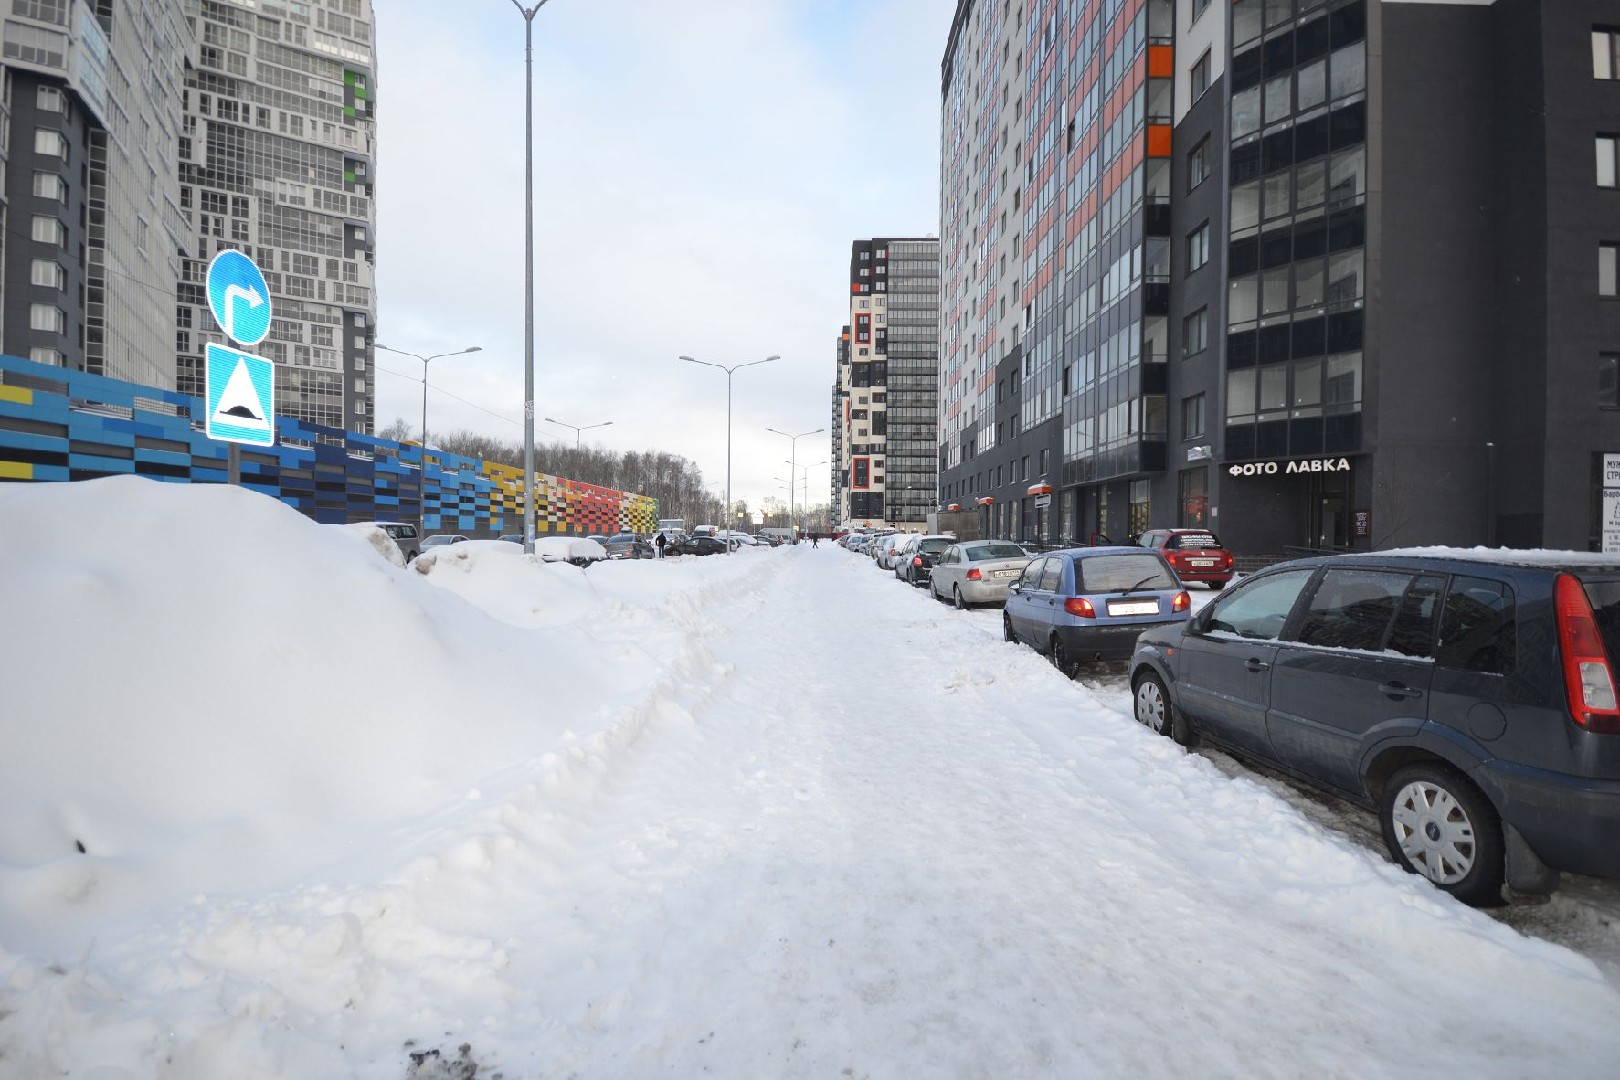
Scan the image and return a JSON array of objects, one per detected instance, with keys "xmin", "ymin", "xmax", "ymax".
[
  {"xmin": 1381, "ymin": 682, "xmax": 1424, "ymax": 701},
  {"xmin": 1245, "ymin": 658, "xmax": 1270, "ymax": 672}
]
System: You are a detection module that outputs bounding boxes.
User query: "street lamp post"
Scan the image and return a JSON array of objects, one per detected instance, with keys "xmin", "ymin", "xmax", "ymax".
[
  {"xmin": 796, "ymin": 459, "xmax": 826, "ymax": 533},
  {"xmin": 375, "ymin": 343, "xmax": 482, "ymax": 450},
  {"xmin": 766, "ymin": 426, "xmax": 823, "ymax": 538},
  {"xmin": 543, "ymin": 416, "xmax": 613, "ymax": 449},
  {"xmin": 510, "ymin": 0, "xmax": 552, "ymax": 555},
  {"xmin": 681, "ymin": 354, "xmax": 779, "ymax": 553}
]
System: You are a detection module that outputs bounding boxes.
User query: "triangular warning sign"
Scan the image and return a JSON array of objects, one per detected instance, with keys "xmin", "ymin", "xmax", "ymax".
[{"xmin": 212, "ymin": 357, "xmax": 270, "ymax": 431}]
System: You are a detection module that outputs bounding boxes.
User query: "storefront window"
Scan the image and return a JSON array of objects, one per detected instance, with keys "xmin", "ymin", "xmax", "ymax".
[
  {"xmin": 1179, "ymin": 468, "xmax": 1210, "ymax": 527},
  {"xmin": 1129, "ymin": 479, "xmax": 1151, "ymax": 540}
]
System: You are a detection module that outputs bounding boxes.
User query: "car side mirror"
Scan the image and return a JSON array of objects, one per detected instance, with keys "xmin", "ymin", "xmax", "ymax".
[
  {"xmin": 1009, "ymin": 582, "xmax": 1022, "ymax": 594},
  {"xmin": 1188, "ymin": 606, "xmax": 1212, "ymax": 634}
]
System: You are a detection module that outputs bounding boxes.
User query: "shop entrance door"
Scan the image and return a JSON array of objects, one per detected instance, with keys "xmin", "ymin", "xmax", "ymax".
[{"xmin": 1308, "ymin": 472, "xmax": 1351, "ymax": 550}]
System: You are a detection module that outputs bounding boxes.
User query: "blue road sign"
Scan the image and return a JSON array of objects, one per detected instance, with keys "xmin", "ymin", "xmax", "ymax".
[
  {"xmin": 205, "ymin": 342, "xmax": 276, "ymax": 447},
  {"xmin": 205, "ymin": 249, "xmax": 272, "ymax": 347}
]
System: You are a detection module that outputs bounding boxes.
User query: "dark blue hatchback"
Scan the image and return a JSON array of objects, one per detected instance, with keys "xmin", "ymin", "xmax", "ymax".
[{"xmin": 1128, "ymin": 549, "xmax": 1620, "ymax": 905}]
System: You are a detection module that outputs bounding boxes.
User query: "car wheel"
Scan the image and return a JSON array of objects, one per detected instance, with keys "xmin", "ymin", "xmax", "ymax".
[
  {"xmin": 953, "ymin": 586, "xmax": 967, "ymax": 611},
  {"xmin": 1380, "ymin": 763, "xmax": 1505, "ymax": 907},
  {"xmin": 1210, "ymin": 580, "xmax": 1226, "ymax": 590},
  {"xmin": 1133, "ymin": 672, "xmax": 1172, "ymax": 737},
  {"xmin": 1002, "ymin": 613, "xmax": 1016, "ymax": 643},
  {"xmin": 1049, "ymin": 635, "xmax": 1079, "ymax": 679}
]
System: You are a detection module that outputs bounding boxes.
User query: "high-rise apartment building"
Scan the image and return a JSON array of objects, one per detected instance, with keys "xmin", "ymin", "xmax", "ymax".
[
  {"xmin": 1, "ymin": 0, "xmax": 191, "ymax": 389},
  {"xmin": 175, "ymin": 0, "xmax": 377, "ymax": 434},
  {"xmin": 940, "ymin": 0, "xmax": 1620, "ymax": 554},
  {"xmin": 835, "ymin": 237, "xmax": 940, "ymax": 529}
]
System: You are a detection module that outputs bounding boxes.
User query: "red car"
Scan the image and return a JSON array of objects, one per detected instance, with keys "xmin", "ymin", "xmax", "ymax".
[{"xmin": 1137, "ymin": 528, "xmax": 1235, "ymax": 588}]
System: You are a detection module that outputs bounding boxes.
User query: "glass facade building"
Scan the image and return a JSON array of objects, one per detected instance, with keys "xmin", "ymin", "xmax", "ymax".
[{"xmin": 175, "ymin": 0, "xmax": 377, "ymax": 435}]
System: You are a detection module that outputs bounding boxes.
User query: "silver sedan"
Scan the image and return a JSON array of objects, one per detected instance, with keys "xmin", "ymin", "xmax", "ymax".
[{"xmin": 927, "ymin": 540, "xmax": 1033, "ymax": 608}]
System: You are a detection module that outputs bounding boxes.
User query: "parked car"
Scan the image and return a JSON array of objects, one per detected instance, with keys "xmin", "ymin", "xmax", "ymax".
[
  {"xmin": 670, "ymin": 535, "xmax": 729, "ymax": 556},
  {"xmin": 359, "ymin": 521, "xmax": 421, "ymax": 562},
  {"xmin": 895, "ymin": 534, "xmax": 954, "ymax": 586},
  {"xmin": 602, "ymin": 532, "xmax": 655, "ymax": 559},
  {"xmin": 874, "ymin": 533, "xmax": 908, "ymax": 570},
  {"xmin": 533, "ymin": 535, "xmax": 607, "ymax": 567},
  {"xmin": 420, "ymin": 533, "xmax": 469, "ymax": 552},
  {"xmin": 498, "ymin": 534, "xmax": 524, "ymax": 544},
  {"xmin": 929, "ymin": 540, "xmax": 1033, "ymax": 608},
  {"xmin": 1004, "ymin": 547, "xmax": 1190, "ymax": 675},
  {"xmin": 1128, "ymin": 548, "xmax": 1620, "ymax": 905},
  {"xmin": 1138, "ymin": 528, "xmax": 1236, "ymax": 589}
]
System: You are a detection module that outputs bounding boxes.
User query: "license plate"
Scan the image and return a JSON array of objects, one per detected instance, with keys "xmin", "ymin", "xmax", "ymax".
[
  {"xmin": 1190, "ymin": 559, "xmax": 1216, "ymax": 567},
  {"xmin": 1107, "ymin": 599, "xmax": 1159, "ymax": 616},
  {"xmin": 995, "ymin": 568, "xmax": 1020, "ymax": 578}
]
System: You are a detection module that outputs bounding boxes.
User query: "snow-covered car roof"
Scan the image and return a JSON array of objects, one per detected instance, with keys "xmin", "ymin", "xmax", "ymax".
[{"xmin": 533, "ymin": 536, "xmax": 608, "ymax": 562}]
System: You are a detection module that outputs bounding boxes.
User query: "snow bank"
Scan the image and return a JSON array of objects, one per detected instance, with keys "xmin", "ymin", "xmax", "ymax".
[{"xmin": 0, "ymin": 478, "xmax": 637, "ymax": 944}]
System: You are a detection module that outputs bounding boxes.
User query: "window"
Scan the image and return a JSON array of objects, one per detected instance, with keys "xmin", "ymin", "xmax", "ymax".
[
  {"xmin": 35, "ymin": 85, "xmax": 62, "ymax": 112},
  {"xmin": 30, "ymin": 259, "xmax": 63, "ymax": 289},
  {"xmin": 1186, "ymin": 222, "xmax": 1210, "ymax": 271},
  {"xmin": 33, "ymin": 128, "xmax": 65, "ymax": 160},
  {"xmin": 29, "ymin": 303, "xmax": 64, "ymax": 333},
  {"xmin": 29, "ymin": 347, "xmax": 62, "ymax": 365},
  {"xmin": 1182, "ymin": 393, "xmax": 1205, "ymax": 439},
  {"xmin": 1595, "ymin": 29, "xmax": 1620, "ymax": 80},
  {"xmin": 1191, "ymin": 50, "xmax": 1212, "ymax": 101},
  {"xmin": 1192, "ymin": 0, "xmax": 1212, "ymax": 20},
  {"xmin": 1294, "ymin": 569, "xmax": 1414, "ymax": 652},
  {"xmin": 1179, "ymin": 467, "xmax": 1209, "ymax": 527},
  {"xmin": 1205, "ymin": 569, "xmax": 1317, "ymax": 639},
  {"xmin": 1436, "ymin": 576, "xmax": 1516, "ymax": 675},
  {"xmin": 1183, "ymin": 307, "xmax": 1209, "ymax": 355},
  {"xmin": 1603, "ymin": 244, "xmax": 1619, "ymax": 298},
  {"xmin": 30, "ymin": 215, "xmax": 64, "ymax": 246},
  {"xmin": 32, "ymin": 171, "xmax": 64, "ymax": 201},
  {"xmin": 1602, "ymin": 353, "xmax": 1618, "ymax": 407},
  {"xmin": 1188, "ymin": 136, "xmax": 1209, "ymax": 189},
  {"xmin": 1602, "ymin": 137, "xmax": 1620, "ymax": 188}
]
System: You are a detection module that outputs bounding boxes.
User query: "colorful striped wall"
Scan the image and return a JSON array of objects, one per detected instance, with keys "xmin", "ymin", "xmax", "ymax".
[{"xmin": 0, "ymin": 354, "xmax": 658, "ymax": 536}]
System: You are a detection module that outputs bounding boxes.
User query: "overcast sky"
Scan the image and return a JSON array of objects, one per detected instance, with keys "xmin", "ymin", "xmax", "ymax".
[{"xmin": 372, "ymin": 0, "xmax": 951, "ymax": 516}]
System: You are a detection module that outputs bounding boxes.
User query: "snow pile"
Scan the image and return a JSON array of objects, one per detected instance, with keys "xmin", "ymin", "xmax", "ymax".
[{"xmin": 0, "ymin": 477, "xmax": 1617, "ymax": 1079}]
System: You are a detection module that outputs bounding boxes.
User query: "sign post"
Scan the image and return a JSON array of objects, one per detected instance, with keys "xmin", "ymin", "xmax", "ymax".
[{"xmin": 203, "ymin": 250, "xmax": 275, "ymax": 479}]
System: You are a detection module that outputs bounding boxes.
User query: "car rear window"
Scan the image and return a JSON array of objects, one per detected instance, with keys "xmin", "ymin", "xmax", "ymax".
[
  {"xmin": 609, "ymin": 534, "xmax": 637, "ymax": 543},
  {"xmin": 971, "ymin": 542, "xmax": 1027, "ymax": 560},
  {"xmin": 1581, "ymin": 577, "xmax": 1620, "ymax": 669},
  {"xmin": 919, "ymin": 538, "xmax": 951, "ymax": 553},
  {"xmin": 1167, "ymin": 531, "xmax": 1222, "ymax": 549},
  {"xmin": 1077, "ymin": 553, "xmax": 1177, "ymax": 592}
]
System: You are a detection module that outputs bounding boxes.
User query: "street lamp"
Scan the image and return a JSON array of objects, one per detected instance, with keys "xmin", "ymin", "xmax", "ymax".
[
  {"xmin": 375, "ymin": 343, "xmax": 482, "ymax": 450},
  {"xmin": 543, "ymin": 416, "xmax": 613, "ymax": 449},
  {"xmin": 766, "ymin": 426, "xmax": 823, "ymax": 537},
  {"xmin": 784, "ymin": 458, "xmax": 826, "ymax": 537},
  {"xmin": 681, "ymin": 354, "xmax": 779, "ymax": 553},
  {"xmin": 510, "ymin": 0, "xmax": 554, "ymax": 555}
]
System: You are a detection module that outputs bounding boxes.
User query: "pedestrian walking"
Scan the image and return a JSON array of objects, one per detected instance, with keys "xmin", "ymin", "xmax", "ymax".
[{"xmin": 656, "ymin": 531, "xmax": 667, "ymax": 558}]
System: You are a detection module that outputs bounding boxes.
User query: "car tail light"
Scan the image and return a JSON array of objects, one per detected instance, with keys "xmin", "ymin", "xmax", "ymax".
[
  {"xmin": 1172, "ymin": 591, "xmax": 1191, "ymax": 612},
  {"xmin": 1555, "ymin": 573, "xmax": 1620, "ymax": 734},
  {"xmin": 966, "ymin": 568, "xmax": 982, "ymax": 580},
  {"xmin": 1221, "ymin": 553, "xmax": 1234, "ymax": 569},
  {"xmin": 912, "ymin": 556, "xmax": 924, "ymax": 567},
  {"xmin": 1063, "ymin": 597, "xmax": 1096, "ymax": 618}
]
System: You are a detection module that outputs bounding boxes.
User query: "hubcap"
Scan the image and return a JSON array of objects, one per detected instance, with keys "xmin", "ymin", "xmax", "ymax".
[
  {"xmin": 1390, "ymin": 781, "xmax": 1475, "ymax": 884},
  {"xmin": 1134, "ymin": 680, "xmax": 1166, "ymax": 733}
]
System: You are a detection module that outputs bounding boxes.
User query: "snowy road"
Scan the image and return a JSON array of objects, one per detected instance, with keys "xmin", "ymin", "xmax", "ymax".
[{"xmin": 4, "ymin": 481, "xmax": 1620, "ymax": 1079}]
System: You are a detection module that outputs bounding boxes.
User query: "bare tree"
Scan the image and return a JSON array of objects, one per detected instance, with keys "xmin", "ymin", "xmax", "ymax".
[{"xmin": 377, "ymin": 416, "xmax": 415, "ymax": 443}]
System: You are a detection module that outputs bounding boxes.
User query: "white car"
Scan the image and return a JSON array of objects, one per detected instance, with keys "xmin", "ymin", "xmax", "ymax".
[{"xmin": 532, "ymin": 536, "xmax": 607, "ymax": 567}]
